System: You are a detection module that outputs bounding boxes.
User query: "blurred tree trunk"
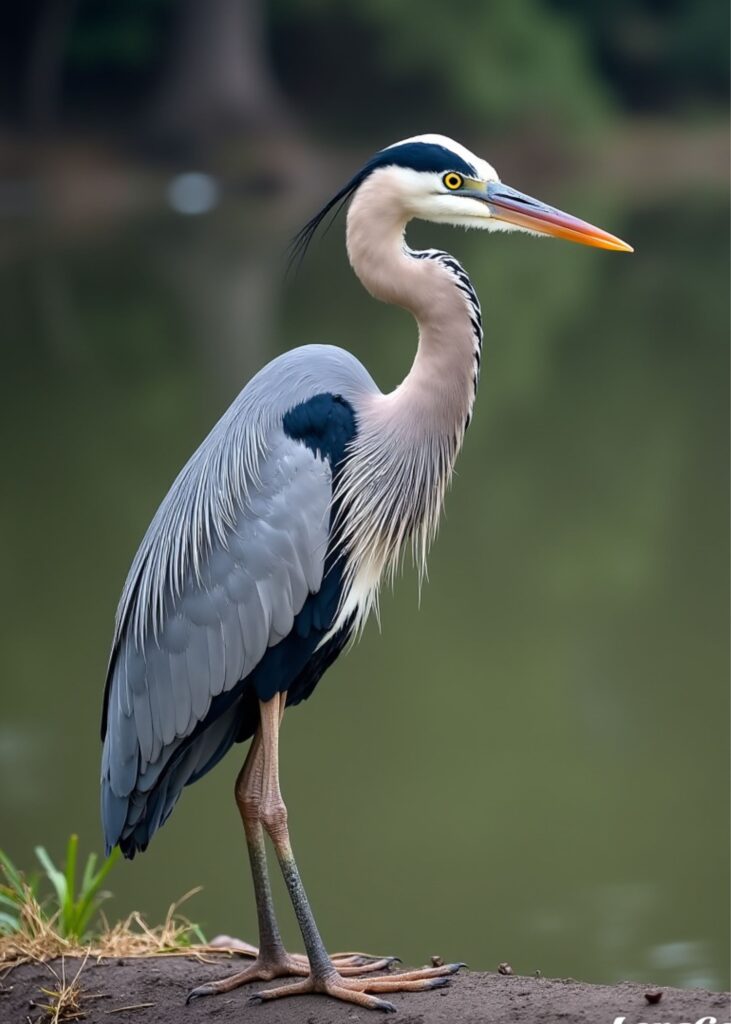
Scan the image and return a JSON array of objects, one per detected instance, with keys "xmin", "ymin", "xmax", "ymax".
[
  {"xmin": 148, "ymin": 0, "xmax": 293, "ymax": 151},
  {"xmin": 26, "ymin": 0, "xmax": 78, "ymax": 132}
]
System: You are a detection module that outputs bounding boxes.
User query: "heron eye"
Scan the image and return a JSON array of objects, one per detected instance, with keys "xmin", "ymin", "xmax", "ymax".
[{"xmin": 443, "ymin": 172, "xmax": 463, "ymax": 191}]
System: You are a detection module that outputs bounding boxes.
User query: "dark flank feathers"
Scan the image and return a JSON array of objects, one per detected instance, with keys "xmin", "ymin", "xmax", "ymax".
[{"xmin": 253, "ymin": 392, "xmax": 357, "ymax": 708}]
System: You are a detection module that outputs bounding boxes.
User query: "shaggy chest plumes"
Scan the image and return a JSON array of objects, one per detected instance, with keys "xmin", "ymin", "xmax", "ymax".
[{"xmin": 327, "ymin": 240, "xmax": 483, "ymax": 639}]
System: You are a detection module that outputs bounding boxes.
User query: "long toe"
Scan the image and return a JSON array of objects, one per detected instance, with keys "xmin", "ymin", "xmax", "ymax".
[
  {"xmin": 337, "ymin": 962, "xmax": 465, "ymax": 989},
  {"xmin": 250, "ymin": 977, "xmax": 397, "ymax": 1013},
  {"xmin": 376, "ymin": 962, "xmax": 465, "ymax": 981},
  {"xmin": 337, "ymin": 956, "xmax": 400, "ymax": 976},
  {"xmin": 185, "ymin": 955, "xmax": 308, "ymax": 1002},
  {"xmin": 353, "ymin": 976, "xmax": 451, "ymax": 993}
]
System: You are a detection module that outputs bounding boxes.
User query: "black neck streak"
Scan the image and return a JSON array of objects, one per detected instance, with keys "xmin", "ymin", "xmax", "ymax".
[{"xmin": 411, "ymin": 248, "xmax": 483, "ymax": 432}]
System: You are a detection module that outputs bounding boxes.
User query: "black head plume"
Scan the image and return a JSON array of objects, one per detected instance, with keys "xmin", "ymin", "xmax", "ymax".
[
  {"xmin": 287, "ymin": 141, "xmax": 477, "ymax": 275},
  {"xmin": 287, "ymin": 172, "xmax": 365, "ymax": 275}
]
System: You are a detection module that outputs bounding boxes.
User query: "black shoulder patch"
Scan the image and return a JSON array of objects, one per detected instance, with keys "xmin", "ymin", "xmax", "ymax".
[{"xmin": 282, "ymin": 392, "xmax": 357, "ymax": 467}]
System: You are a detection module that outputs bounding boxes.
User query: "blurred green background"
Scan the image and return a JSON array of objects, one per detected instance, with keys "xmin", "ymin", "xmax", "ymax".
[{"xmin": 1, "ymin": 0, "xmax": 728, "ymax": 992}]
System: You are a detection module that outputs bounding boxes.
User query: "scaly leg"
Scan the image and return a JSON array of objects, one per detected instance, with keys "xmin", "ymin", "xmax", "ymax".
[
  {"xmin": 187, "ymin": 699, "xmax": 394, "ymax": 1004},
  {"xmin": 252, "ymin": 693, "xmax": 465, "ymax": 1013}
]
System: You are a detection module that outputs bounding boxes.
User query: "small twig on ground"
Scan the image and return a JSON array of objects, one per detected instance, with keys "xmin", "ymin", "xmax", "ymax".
[{"xmin": 105, "ymin": 1003, "xmax": 155, "ymax": 1015}]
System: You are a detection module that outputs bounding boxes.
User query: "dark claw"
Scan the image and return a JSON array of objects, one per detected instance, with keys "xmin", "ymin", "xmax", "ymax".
[
  {"xmin": 375, "ymin": 998, "xmax": 397, "ymax": 1013},
  {"xmin": 248, "ymin": 993, "xmax": 264, "ymax": 1006},
  {"xmin": 447, "ymin": 962, "xmax": 467, "ymax": 973},
  {"xmin": 429, "ymin": 978, "xmax": 450, "ymax": 989},
  {"xmin": 186, "ymin": 985, "xmax": 215, "ymax": 1004}
]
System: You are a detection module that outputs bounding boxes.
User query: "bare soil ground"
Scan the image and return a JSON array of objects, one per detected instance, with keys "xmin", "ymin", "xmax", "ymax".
[{"xmin": 1, "ymin": 956, "xmax": 729, "ymax": 1024}]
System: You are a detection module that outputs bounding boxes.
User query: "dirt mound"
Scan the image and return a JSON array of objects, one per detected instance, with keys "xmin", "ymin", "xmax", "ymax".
[{"xmin": 1, "ymin": 955, "xmax": 729, "ymax": 1024}]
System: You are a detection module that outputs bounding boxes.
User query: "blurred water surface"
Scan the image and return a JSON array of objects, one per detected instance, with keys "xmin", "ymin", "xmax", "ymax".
[{"xmin": 1, "ymin": 180, "xmax": 728, "ymax": 990}]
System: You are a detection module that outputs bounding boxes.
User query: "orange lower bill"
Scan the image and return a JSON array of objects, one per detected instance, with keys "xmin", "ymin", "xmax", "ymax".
[{"xmin": 487, "ymin": 186, "xmax": 634, "ymax": 253}]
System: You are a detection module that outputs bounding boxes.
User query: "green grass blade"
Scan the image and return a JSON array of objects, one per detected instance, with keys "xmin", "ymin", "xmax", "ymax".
[
  {"xmin": 34, "ymin": 846, "xmax": 68, "ymax": 933},
  {"xmin": 0, "ymin": 850, "xmax": 25, "ymax": 897},
  {"xmin": 98, "ymin": 845, "xmax": 121, "ymax": 877},
  {"xmin": 88, "ymin": 847, "xmax": 120, "ymax": 892},
  {"xmin": 0, "ymin": 911, "xmax": 20, "ymax": 933},
  {"xmin": 63, "ymin": 834, "xmax": 78, "ymax": 936},
  {"xmin": 22, "ymin": 870, "xmax": 41, "ymax": 899},
  {"xmin": 76, "ymin": 888, "xmax": 113, "ymax": 938},
  {"xmin": 0, "ymin": 890, "xmax": 22, "ymax": 910},
  {"xmin": 3, "ymin": 838, "xmax": 119, "ymax": 942},
  {"xmin": 81, "ymin": 853, "xmax": 98, "ymax": 896},
  {"xmin": 73, "ymin": 848, "xmax": 120, "ymax": 938}
]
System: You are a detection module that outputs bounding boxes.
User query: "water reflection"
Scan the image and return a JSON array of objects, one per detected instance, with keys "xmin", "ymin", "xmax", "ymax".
[{"xmin": 0, "ymin": 186, "xmax": 728, "ymax": 990}]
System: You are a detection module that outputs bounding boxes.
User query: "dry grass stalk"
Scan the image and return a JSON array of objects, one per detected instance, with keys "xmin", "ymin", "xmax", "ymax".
[
  {"xmin": 33, "ymin": 954, "xmax": 89, "ymax": 1024},
  {"xmin": 0, "ymin": 887, "xmax": 233, "ymax": 975},
  {"xmin": 104, "ymin": 1003, "xmax": 155, "ymax": 1014},
  {"xmin": 0, "ymin": 885, "xmax": 76, "ymax": 968}
]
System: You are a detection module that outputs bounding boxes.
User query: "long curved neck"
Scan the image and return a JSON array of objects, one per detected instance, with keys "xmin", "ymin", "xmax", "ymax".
[
  {"xmin": 327, "ymin": 178, "xmax": 483, "ymax": 639},
  {"xmin": 345, "ymin": 176, "xmax": 482, "ymax": 439}
]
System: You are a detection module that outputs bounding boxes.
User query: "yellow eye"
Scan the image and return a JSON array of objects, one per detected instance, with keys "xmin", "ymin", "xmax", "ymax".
[{"xmin": 443, "ymin": 172, "xmax": 463, "ymax": 190}]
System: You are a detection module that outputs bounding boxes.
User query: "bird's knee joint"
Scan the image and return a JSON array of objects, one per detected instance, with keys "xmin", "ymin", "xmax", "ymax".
[
  {"xmin": 235, "ymin": 774, "xmax": 260, "ymax": 821},
  {"xmin": 239, "ymin": 794, "xmax": 261, "ymax": 823},
  {"xmin": 260, "ymin": 797, "xmax": 288, "ymax": 839}
]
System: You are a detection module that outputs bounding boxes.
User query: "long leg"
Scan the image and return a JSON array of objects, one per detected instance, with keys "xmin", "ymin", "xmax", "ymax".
[
  {"xmin": 256, "ymin": 692, "xmax": 333, "ymax": 982},
  {"xmin": 187, "ymin": 701, "xmax": 394, "ymax": 1003},
  {"xmin": 254, "ymin": 693, "xmax": 464, "ymax": 1013},
  {"xmin": 186, "ymin": 727, "xmax": 302, "ymax": 1001},
  {"xmin": 238, "ymin": 726, "xmax": 286, "ymax": 960}
]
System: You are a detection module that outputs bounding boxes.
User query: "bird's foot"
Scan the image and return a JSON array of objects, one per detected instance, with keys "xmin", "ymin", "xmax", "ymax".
[
  {"xmin": 248, "ymin": 962, "xmax": 466, "ymax": 1013},
  {"xmin": 186, "ymin": 950, "xmax": 304, "ymax": 1002},
  {"xmin": 186, "ymin": 944, "xmax": 398, "ymax": 1003}
]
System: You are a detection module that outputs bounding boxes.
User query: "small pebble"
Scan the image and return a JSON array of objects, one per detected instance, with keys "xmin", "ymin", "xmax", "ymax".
[
  {"xmin": 645, "ymin": 990, "xmax": 663, "ymax": 1005},
  {"xmin": 498, "ymin": 962, "xmax": 514, "ymax": 975},
  {"xmin": 431, "ymin": 955, "xmax": 443, "ymax": 967}
]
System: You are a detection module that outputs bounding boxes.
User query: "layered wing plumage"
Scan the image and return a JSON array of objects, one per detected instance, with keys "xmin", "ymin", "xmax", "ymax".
[
  {"xmin": 101, "ymin": 431, "xmax": 330, "ymax": 854},
  {"xmin": 100, "ymin": 345, "xmax": 379, "ymax": 856}
]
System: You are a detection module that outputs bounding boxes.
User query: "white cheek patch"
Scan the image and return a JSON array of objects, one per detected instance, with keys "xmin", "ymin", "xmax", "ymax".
[
  {"xmin": 371, "ymin": 165, "xmax": 441, "ymax": 199},
  {"xmin": 407, "ymin": 193, "xmax": 491, "ymax": 229}
]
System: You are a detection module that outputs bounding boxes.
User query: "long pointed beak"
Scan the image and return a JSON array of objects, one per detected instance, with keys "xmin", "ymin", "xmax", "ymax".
[{"xmin": 484, "ymin": 182, "xmax": 633, "ymax": 253}]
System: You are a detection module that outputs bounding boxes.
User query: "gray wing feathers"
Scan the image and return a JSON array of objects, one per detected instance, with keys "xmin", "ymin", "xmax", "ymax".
[
  {"xmin": 101, "ymin": 344, "xmax": 380, "ymax": 852},
  {"xmin": 102, "ymin": 430, "xmax": 331, "ymax": 849}
]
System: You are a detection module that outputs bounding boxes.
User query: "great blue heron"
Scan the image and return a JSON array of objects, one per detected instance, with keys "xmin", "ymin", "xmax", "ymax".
[{"xmin": 101, "ymin": 134, "xmax": 631, "ymax": 1012}]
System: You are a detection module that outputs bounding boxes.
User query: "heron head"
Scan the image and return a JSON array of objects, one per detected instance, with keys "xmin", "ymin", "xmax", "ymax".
[
  {"xmin": 367, "ymin": 134, "xmax": 633, "ymax": 252},
  {"xmin": 291, "ymin": 133, "xmax": 632, "ymax": 267}
]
